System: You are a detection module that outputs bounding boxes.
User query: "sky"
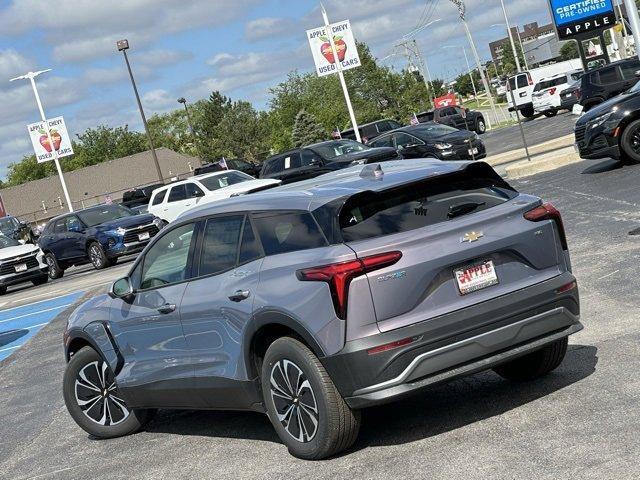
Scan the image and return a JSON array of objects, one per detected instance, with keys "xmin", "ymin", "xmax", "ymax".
[{"xmin": 0, "ymin": 0, "xmax": 552, "ymax": 178}]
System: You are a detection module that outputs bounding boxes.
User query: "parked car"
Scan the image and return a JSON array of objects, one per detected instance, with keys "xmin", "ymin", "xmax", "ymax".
[
  {"xmin": 121, "ymin": 183, "xmax": 164, "ymax": 209},
  {"xmin": 560, "ymin": 82, "xmax": 581, "ymax": 111},
  {"xmin": 61, "ymin": 159, "xmax": 581, "ymax": 459},
  {"xmin": 38, "ymin": 204, "xmax": 163, "ymax": 278},
  {"xmin": 507, "ymin": 59, "xmax": 583, "ymax": 117},
  {"xmin": 0, "ymin": 235, "xmax": 48, "ymax": 294},
  {"xmin": 367, "ymin": 123, "xmax": 486, "ymax": 160},
  {"xmin": 259, "ymin": 139, "xmax": 400, "ymax": 184},
  {"xmin": 194, "ymin": 159, "xmax": 262, "ymax": 177},
  {"xmin": 0, "ymin": 215, "xmax": 37, "ymax": 244},
  {"xmin": 340, "ymin": 119, "xmax": 403, "ymax": 143},
  {"xmin": 578, "ymin": 58, "xmax": 640, "ymax": 112},
  {"xmin": 148, "ymin": 170, "xmax": 280, "ymax": 223},
  {"xmin": 416, "ymin": 106, "xmax": 486, "ymax": 134},
  {"xmin": 531, "ymin": 71, "xmax": 582, "ymax": 116},
  {"xmin": 574, "ymin": 80, "xmax": 640, "ymax": 164}
]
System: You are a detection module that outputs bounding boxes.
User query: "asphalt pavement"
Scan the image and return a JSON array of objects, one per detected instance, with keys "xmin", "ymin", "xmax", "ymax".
[
  {"xmin": 482, "ymin": 111, "xmax": 577, "ymax": 156},
  {"xmin": 2, "ymin": 157, "xmax": 640, "ymax": 479}
]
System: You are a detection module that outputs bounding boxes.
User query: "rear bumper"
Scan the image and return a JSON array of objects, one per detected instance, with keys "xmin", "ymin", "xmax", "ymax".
[{"xmin": 321, "ymin": 272, "xmax": 581, "ymax": 408}]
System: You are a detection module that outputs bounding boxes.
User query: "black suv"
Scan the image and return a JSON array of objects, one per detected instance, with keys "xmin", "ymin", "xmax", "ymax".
[
  {"xmin": 579, "ymin": 58, "xmax": 640, "ymax": 111},
  {"xmin": 416, "ymin": 106, "xmax": 486, "ymax": 134},
  {"xmin": 259, "ymin": 139, "xmax": 400, "ymax": 184},
  {"xmin": 194, "ymin": 158, "xmax": 262, "ymax": 177},
  {"xmin": 340, "ymin": 119, "xmax": 402, "ymax": 143},
  {"xmin": 121, "ymin": 183, "xmax": 164, "ymax": 209}
]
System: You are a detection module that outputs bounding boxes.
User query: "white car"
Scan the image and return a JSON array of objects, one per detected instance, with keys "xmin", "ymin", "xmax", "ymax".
[
  {"xmin": 148, "ymin": 170, "xmax": 281, "ymax": 223},
  {"xmin": 532, "ymin": 71, "xmax": 581, "ymax": 117},
  {"xmin": 0, "ymin": 235, "xmax": 48, "ymax": 294}
]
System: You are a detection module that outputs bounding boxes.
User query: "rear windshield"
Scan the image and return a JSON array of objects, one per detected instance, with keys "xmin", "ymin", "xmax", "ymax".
[
  {"xmin": 311, "ymin": 140, "xmax": 369, "ymax": 159},
  {"xmin": 338, "ymin": 168, "xmax": 517, "ymax": 242},
  {"xmin": 534, "ymin": 76, "xmax": 568, "ymax": 91},
  {"xmin": 199, "ymin": 171, "xmax": 252, "ymax": 191}
]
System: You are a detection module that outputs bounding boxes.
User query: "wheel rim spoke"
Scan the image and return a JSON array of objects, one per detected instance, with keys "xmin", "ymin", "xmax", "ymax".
[{"xmin": 74, "ymin": 360, "xmax": 130, "ymax": 427}]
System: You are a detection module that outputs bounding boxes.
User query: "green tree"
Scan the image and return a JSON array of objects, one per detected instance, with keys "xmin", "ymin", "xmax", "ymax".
[
  {"xmin": 500, "ymin": 40, "xmax": 525, "ymax": 75},
  {"xmin": 69, "ymin": 125, "xmax": 147, "ymax": 169},
  {"xmin": 212, "ymin": 100, "xmax": 270, "ymax": 161},
  {"xmin": 455, "ymin": 70, "xmax": 481, "ymax": 97},
  {"xmin": 5, "ymin": 154, "xmax": 55, "ymax": 186},
  {"xmin": 560, "ymin": 40, "xmax": 579, "ymax": 60},
  {"xmin": 291, "ymin": 110, "xmax": 327, "ymax": 147}
]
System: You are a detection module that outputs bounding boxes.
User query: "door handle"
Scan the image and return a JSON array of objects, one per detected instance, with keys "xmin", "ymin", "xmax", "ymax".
[
  {"xmin": 228, "ymin": 290, "xmax": 250, "ymax": 302},
  {"xmin": 157, "ymin": 303, "xmax": 176, "ymax": 314}
]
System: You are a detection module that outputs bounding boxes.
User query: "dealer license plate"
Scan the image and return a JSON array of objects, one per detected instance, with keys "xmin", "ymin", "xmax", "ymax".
[
  {"xmin": 138, "ymin": 231, "xmax": 150, "ymax": 241},
  {"xmin": 14, "ymin": 263, "xmax": 27, "ymax": 273},
  {"xmin": 454, "ymin": 260, "xmax": 498, "ymax": 295},
  {"xmin": 468, "ymin": 147, "xmax": 479, "ymax": 155}
]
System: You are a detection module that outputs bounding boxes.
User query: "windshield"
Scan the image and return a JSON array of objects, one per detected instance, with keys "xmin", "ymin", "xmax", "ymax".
[
  {"xmin": 630, "ymin": 80, "xmax": 640, "ymax": 93},
  {"xmin": 0, "ymin": 217, "xmax": 18, "ymax": 233},
  {"xmin": 311, "ymin": 140, "xmax": 369, "ymax": 159},
  {"xmin": 413, "ymin": 123, "xmax": 459, "ymax": 138},
  {"xmin": 77, "ymin": 205, "xmax": 134, "ymax": 227},
  {"xmin": 534, "ymin": 76, "xmax": 568, "ymax": 91},
  {"xmin": 0, "ymin": 235, "xmax": 21, "ymax": 248},
  {"xmin": 198, "ymin": 171, "xmax": 253, "ymax": 191}
]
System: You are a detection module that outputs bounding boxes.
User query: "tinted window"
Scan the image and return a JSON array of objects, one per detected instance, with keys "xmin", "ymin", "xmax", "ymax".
[
  {"xmin": 66, "ymin": 216, "xmax": 82, "ymax": 231},
  {"xmin": 152, "ymin": 189, "xmax": 167, "ymax": 206},
  {"xmin": 168, "ymin": 184, "xmax": 187, "ymax": 202},
  {"xmin": 253, "ymin": 212, "xmax": 327, "ymax": 255},
  {"xmin": 368, "ymin": 134, "xmax": 393, "ymax": 148},
  {"xmin": 53, "ymin": 218, "xmax": 66, "ymax": 234},
  {"xmin": 140, "ymin": 223, "xmax": 195, "ymax": 289},
  {"xmin": 534, "ymin": 76, "xmax": 568, "ymax": 91},
  {"xmin": 262, "ymin": 157, "xmax": 285, "ymax": 175},
  {"xmin": 77, "ymin": 205, "xmax": 133, "ymax": 227},
  {"xmin": 300, "ymin": 149, "xmax": 320, "ymax": 165},
  {"xmin": 440, "ymin": 107, "xmax": 456, "ymax": 116},
  {"xmin": 185, "ymin": 182, "xmax": 204, "ymax": 198},
  {"xmin": 283, "ymin": 152, "xmax": 302, "ymax": 169},
  {"xmin": 0, "ymin": 236, "xmax": 21, "ymax": 249},
  {"xmin": 416, "ymin": 112, "xmax": 434, "ymax": 122},
  {"xmin": 310, "ymin": 140, "xmax": 369, "ymax": 159},
  {"xmin": 199, "ymin": 216, "xmax": 243, "ymax": 276},
  {"xmin": 339, "ymin": 171, "xmax": 517, "ymax": 241},
  {"xmin": 393, "ymin": 132, "xmax": 423, "ymax": 148},
  {"xmin": 620, "ymin": 61, "xmax": 640, "ymax": 79},
  {"xmin": 594, "ymin": 67, "xmax": 619, "ymax": 85},
  {"xmin": 361, "ymin": 124, "xmax": 378, "ymax": 139},
  {"xmin": 199, "ymin": 171, "xmax": 253, "ymax": 191},
  {"xmin": 517, "ymin": 74, "xmax": 528, "ymax": 88},
  {"xmin": 239, "ymin": 218, "xmax": 262, "ymax": 264}
]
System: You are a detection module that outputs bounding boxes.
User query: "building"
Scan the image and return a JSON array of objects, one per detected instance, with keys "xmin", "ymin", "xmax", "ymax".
[
  {"xmin": 489, "ymin": 22, "xmax": 557, "ymax": 69},
  {"xmin": 0, "ymin": 148, "xmax": 200, "ymax": 224}
]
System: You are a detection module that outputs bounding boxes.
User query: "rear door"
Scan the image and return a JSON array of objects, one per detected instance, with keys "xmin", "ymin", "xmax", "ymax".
[
  {"xmin": 339, "ymin": 165, "xmax": 566, "ymax": 334},
  {"xmin": 508, "ymin": 73, "xmax": 532, "ymax": 107}
]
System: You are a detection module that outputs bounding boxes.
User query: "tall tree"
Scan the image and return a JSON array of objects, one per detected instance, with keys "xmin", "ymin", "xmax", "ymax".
[
  {"xmin": 560, "ymin": 40, "xmax": 579, "ymax": 60},
  {"xmin": 291, "ymin": 110, "xmax": 327, "ymax": 147},
  {"xmin": 500, "ymin": 40, "xmax": 525, "ymax": 76}
]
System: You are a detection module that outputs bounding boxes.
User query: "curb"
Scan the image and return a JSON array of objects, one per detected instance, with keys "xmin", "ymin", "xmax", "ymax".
[
  {"xmin": 486, "ymin": 133, "xmax": 575, "ymax": 167},
  {"xmin": 504, "ymin": 147, "xmax": 582, "ymax": 179}
]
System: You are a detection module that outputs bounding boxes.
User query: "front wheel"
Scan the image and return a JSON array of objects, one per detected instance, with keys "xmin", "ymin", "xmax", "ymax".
[
  {"xmin": 619, "ymin": 119, "xmax": 640, "ymax": 164},
  {"xmin": 63, "ymin": 347, "xmax": 155, "ymax": 438},
  {"xmin": 88, "ymin": 242, "xmax": 112, "ymax": 270},
  {"xmin": 44, "ymin": 252, "xmax": 64, "ymax": 279},
  {"xmin": 262, "ymin": 337, "xmax": 361, "ymax": 460},
  {"xmin": 475, "ymin": 118, "xmax": 486, "ymax": 134},
  {"xmin": 493, "ymin": 337, "xmax": 568, "ymax": 381},
  {"xmin": 543, "ymin": 110, "xmax": 557, "ymax": 117}
]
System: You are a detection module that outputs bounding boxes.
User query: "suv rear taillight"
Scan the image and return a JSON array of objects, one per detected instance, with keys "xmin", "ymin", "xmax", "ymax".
[
  {"xmin": 527, "ymin": 73, "xmax": 533, "ymax": 85},
  {"xmin": 549, "ymin": 87, "xmax": 557, "ymax": 95},
  {"xmin": 575, "ymin": 87, "xmax": 582, "ymax": 101},
  {"xmin": 524, "ymin": 202, "xmax": 568, "ymax": 250},
  {"xmin": 297, "ymin": 251, "xmax": 402, "ymax": 319}
]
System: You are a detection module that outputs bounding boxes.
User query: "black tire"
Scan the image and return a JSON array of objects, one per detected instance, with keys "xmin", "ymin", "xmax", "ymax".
[
  {"xmin": 493, "ymin": 337, "xmax": 568, "ymax": 381},
  {"xmin": 521, "ymin": 105, "xmax": 535, "ymax": 118},
  {"xmin": 88, "ymin": 242, "xmax": 111, "ymax": 270},
  {"xmin": 543, "ymin": 110, "xmax": 557, "ymax": 117},
  {"xmin": 63, "ymin": 347, "xmax": 155, "ymax": 439},
  {"xmin": 475, "ymin": 117, "xmax": 486, "ymax": 134},
  {"xmin": 31, "ymin": 275, "xmax": 48, "ymax": 286},
  {"xmin": 619, "ymin": 119, "xmax": 640, "ymax": 164},
  {"xmin": 44, "ymin": 252, "xmax": 64, "ymax": 279},
  {"xmin": 0, "ymin": 286, "xmax": 6, "ymax": 295},
  {"xmin": 262, "ymin": 337, "xmax": 360, "ymax": 460}
]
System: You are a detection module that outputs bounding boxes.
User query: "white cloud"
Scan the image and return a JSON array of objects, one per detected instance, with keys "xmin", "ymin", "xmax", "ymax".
[
  {"xmin": 0, "ymin": 49, "xmax": 34, "ymax": 79},
  {"xmin": 245, "ymin": 17, "xmax": 295, "ymax": 42},
  {"xmin": 142, "ymin": 89, "xmax": 178, "ymax": 113}
]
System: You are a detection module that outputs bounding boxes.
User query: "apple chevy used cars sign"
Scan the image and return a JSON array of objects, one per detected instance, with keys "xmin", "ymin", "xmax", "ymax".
[
  {"xmin": 27, "ymin": 116, "xmax": 74, "ymax": 163},
  {"xmin": 306, "ymin": 20, "xmax": 361, "ymax": 77}
]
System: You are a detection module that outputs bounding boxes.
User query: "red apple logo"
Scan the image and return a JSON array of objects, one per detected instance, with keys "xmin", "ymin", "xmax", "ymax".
[
  {"xmin": 38, "ymin": 128, "xmax": 62, "ymax": 153},
  {"xmin": 320, "ymin": 35, "xmax": 347, "ymax": 64}
]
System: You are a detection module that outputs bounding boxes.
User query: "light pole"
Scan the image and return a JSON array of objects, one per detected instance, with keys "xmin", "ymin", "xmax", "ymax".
[
  {"xmin": 491, "ymin": 23, "xmax": 528, "ymax": 70},
  {"xmin": 400, "ymin": 18, "xmax": 442, "ymax": 104},
  {"xmin": 10, "ymin": 69, "xmax": 73, "ymax": 212},
  {"xmin": 177, "ymin": 97, "xmax": 202, "ymax": 164},
  {"xmin": 498, "ymin": 0, "xmax": 521, "ymax": 72},
  {"xmin": 443, "ymin": 45, "xmax": 478, "ymax": 103},
  {"xmin": 449, "ymin": 0, "xmax": 499, "ymax": 125},
  {"xmin": 116, "ymin": 39, "xmax": 163, "ymax": 183}
]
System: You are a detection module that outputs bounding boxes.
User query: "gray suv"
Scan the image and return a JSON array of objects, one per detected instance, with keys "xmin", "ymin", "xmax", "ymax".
[{"xmin": 62, "ymin": 159, "xmax": 582, "ymax": 459}]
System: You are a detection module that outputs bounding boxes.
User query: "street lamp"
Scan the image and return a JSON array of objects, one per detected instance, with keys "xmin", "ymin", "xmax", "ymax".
[
  {"xmin": 497, "ymin": 0, "xmax": 522, "ymax": 72},
  {"xmin": 491, "ymin": 23, "xmax": 529, "ymax": 71},
  {"xmin": 10, "ymin": 69, "xmax": 73, "ymax": 212},
  {"xmin": 177, "ymin": 97, "xmax": 202, "ymax": 165},
  {"xmin": 116, "ymin": 39, "xmax": 163, "ymax": 183},
  {"xmin": 448, "ymin": 0, "xmax": 499, "ymax": 125}
]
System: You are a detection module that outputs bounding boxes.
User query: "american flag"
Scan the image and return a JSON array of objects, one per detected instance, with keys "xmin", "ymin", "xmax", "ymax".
[
  {"xmin": 409, "ymin": 113, "xmax": 420, "ymax": 125},
  {"xmin": 331, "ymin": 127, "xmax": 342, "ymax": 139},
  {"xmin": 218, "ymin": 157, "xmax": 228, "ymax": 169}
]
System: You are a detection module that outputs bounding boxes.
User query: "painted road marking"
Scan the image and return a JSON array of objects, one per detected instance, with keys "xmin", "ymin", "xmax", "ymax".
[{"xmin": 0, "ymin": 291, "xmax": 85, "ymax": 362}]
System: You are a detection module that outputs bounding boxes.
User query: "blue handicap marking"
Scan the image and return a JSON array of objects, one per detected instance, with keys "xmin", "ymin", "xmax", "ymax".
[{"xmin": 0, "ymin": 291, "xmax": 85, "ymax": 362}]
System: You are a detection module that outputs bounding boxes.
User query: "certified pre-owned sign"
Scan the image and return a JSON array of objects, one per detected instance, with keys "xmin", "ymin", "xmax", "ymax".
[{"xmin": 550, "ymin": 0, "xmax": 616, "ymax": 39}]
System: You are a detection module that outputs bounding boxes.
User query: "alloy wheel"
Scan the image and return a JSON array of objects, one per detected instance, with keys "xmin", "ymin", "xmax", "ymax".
[
  {"xmin": 630, "ymin": 127, "xmax": 640, "ymax": 155},
  {"xmin": 74, "ymin": 360, "xmax": 130, "ymax": 426},
  {"xmin": 45, "ymin": 255, "xmax": 57, "ymax": 276},
  {"xmin": 89, "ymin": 244, "xmax": 103, "ymax": 268},
  {"xmin": 269, "ymin": 359, "xmax": 319, "ymax": 443}
]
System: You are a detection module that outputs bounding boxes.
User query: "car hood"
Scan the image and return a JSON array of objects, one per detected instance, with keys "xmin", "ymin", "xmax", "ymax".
[
  {"xmin": 437, "ymin": 129, "xmax": 478, "ymax": 145},
  {"xmin": 216, "ymin": 178, "xmax": 281, "ymax": 195},
  {"xmin": 93, "ymin": 213, "xmax": 156, "ymax": 231},
  {"xmin": 0, "ymin": 243, "xmax": 40, "ymax": 260},
  {"xmin": 330, "ymin": 146, "xmax": 399, "ymax": 164},
  {"xmin": 577, "ymin": 91, "xmax": 639, "ymax": 125}
]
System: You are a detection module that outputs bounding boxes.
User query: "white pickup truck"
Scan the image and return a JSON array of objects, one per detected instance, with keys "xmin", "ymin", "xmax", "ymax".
[{"xmin": 507, "ymin": 59, "xmax": 583, "ymax": 117}]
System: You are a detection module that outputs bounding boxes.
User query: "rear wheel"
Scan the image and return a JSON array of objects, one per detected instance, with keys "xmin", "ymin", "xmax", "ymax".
[
  {"xmin": 521, "ymin": 105, "xmax": 535, "ymax": 118},
  {"xmin": 619, "ymin": 119, "xmax": 640, "ymax": 164},
  {"xmin": 32, "ymin": 275, "xmax": 48, "ymax": 286},
  {"xmin": 475, "ymin": 118, "xmax": 486, "ymax": 134},
  {"xmin": 44, "ymin": 252, "xmax": 64, "ymax": 279},
  {"xmin": 493, "ymin": 337, "xmax": 568, "ymax": 381},
  {"xmin": 63, "ymin": 347, "xmax": 155, "ymax": 438},
  {"xmin": 543, "ymin": 110, "xmax": 557, "ymax": 117},
  {"xmin": 0, "ymin": 286, "xmax": 6, "ymax": 295},
  {"xmin": 262, "ymin": 337, "xmax": 360, "ymax": 460}
]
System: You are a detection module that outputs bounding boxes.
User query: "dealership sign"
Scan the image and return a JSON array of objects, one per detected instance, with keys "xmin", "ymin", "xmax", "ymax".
[
  {"xmin": 550, "ymin": 0, "xmax": 616, "ymax": 39},
  {"xmin": 27, "ymin": 116, "xmax": 74, "ymax": 163},
  {"xmin": 306, "ymin": 20, "xmax": 361, "ymax": 77}
]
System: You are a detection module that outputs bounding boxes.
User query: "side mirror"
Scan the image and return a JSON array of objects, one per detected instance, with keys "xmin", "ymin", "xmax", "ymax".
[{"xmin": 109, "ymin": 277, "xmax": 134, "ymax": 299}]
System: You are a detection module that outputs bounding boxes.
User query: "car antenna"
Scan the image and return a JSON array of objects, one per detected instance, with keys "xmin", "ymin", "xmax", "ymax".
[{"xmin": 359, "ymin": 164, "xmax": 384, "ymax": 180}]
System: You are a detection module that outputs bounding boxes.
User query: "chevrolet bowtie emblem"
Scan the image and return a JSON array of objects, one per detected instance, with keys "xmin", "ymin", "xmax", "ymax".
[{"xmin": 461, "ymin": 231, "xmax": 483, "ymax": 243}]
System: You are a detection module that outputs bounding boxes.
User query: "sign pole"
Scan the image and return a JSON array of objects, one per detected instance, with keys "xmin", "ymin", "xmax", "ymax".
[
  {"xmin": 28, "ymin": 75, "xmax": 73, "ymax": 212},
  {"xmin": 320, "ymin": 3, "xmax": 361, "ymax": 143},
  {"xmin": 623, "ymin": 0, "xmax": 640, "ymax": 60}
]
